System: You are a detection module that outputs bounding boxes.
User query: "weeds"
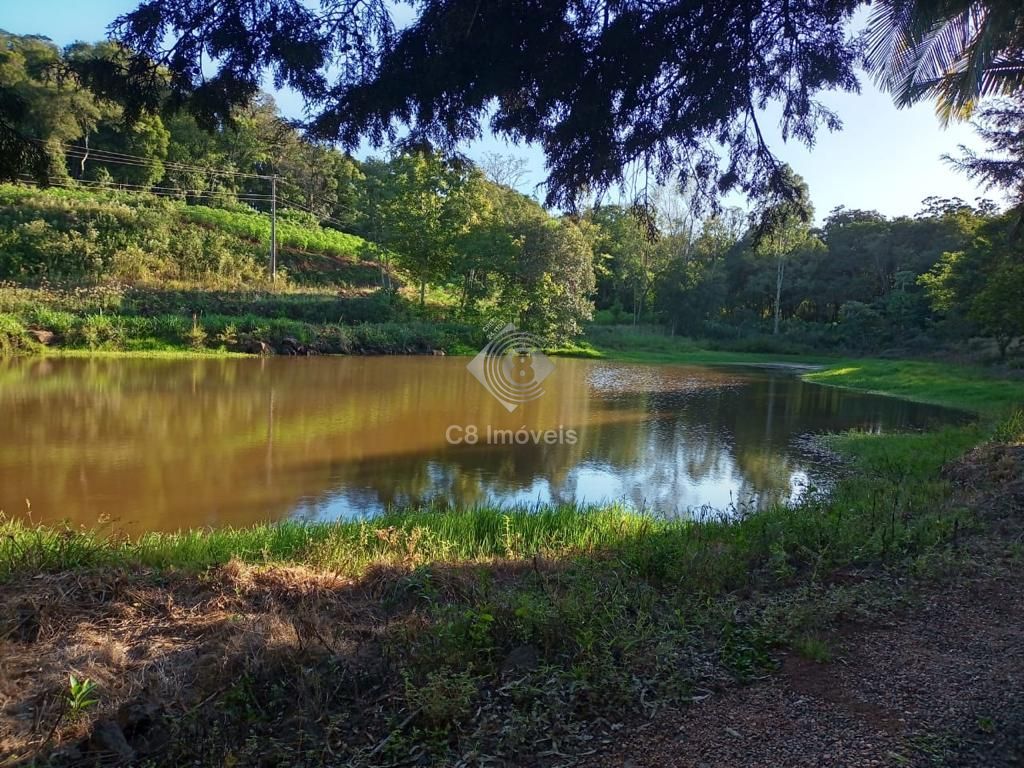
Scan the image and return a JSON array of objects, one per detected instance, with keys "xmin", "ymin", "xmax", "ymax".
[
  {"xmin": 792, "ymin": 635, "xmax": 832, "ymax": 663},
  {"xmin": 184, "ymin": 314, "xmax": 208, "ymax": 350},
  {"xmin": 66, "ymin": 675, "xmax": 99, "ymax": 719}
]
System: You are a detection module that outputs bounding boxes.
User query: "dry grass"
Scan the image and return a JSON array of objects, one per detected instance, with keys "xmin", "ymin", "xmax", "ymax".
[{"xmin": 0, "ymin": 555, "xmax": 567, "ymax": 765}]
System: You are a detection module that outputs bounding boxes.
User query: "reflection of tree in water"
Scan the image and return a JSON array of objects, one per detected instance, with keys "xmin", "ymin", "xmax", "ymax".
[{"xmin": 0, "ymin": 358, "xmax": 964, "ymax": 531}]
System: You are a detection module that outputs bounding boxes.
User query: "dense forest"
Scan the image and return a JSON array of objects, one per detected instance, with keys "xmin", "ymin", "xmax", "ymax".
[{"xmin": 2, "ymin": 29, "xmax": 1023, "ymax": 358}]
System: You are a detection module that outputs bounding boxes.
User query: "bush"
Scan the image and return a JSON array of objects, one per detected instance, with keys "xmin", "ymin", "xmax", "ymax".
[
  {"xmin": 0, "ymin": 313, "xmax": 33, "ymax": 355},
  {"xmin": 78, "ymin": 314, "xmax": 123, "ymax": 350},
  {"xmin": 838, "ymin": 301, "xmax": 883, "ymax": 350}
]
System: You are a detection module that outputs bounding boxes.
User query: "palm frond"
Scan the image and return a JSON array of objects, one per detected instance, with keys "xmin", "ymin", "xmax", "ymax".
[{"xmin": 866, "ymin": 0, "xmax": 1024, "ymax": 120}]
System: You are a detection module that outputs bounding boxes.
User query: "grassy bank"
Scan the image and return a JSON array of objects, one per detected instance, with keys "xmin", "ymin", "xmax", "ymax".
[
  {"xmin": 803, "ymin": 359, "xmax": 1024, "ymax": 415},
  {"xmin": 0, "ymin": 283, "xmax": 483, "ymax": 356}
]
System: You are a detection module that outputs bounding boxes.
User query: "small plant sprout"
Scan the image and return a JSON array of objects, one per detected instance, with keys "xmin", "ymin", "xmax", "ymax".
[{"xmin": 67, "ymin": 674, "xmax": 99, "ymax": 718}]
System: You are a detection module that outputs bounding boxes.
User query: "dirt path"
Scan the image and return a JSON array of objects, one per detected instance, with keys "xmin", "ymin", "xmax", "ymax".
[{"xmin": 592, "ymin": 564, "xmax": 1024, "ymax": 768}]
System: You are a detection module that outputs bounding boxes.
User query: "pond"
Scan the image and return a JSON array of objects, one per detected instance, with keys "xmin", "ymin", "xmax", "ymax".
[{"xmin": 0, "ymin": 356, "xmax": 965, "ymax": 533}]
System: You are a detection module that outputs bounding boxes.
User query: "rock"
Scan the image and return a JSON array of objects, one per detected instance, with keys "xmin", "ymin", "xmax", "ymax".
[
  {"xmin": 88, "ymin": 719, "xmax": 134, "ymax": 761},
  {"xmin": 246, "ymin": 340, "xmax": 272, "ymax": 355},
  {"xmin": 431, "ymin": 349, "xmax": 446, "ymax": 356},
  {"xmin": 27, "ymin": 329, "xmax": 55, "ymax": 345},
  {"xmin": 280, "ymin": 336, "xmax": 313, "ymax": 355},
  {"xmin": 12, "ymin": 601, "xmax": 40, "ymax": 643},
  {"xmin": 116, "ymin": 698, "xmax": 169, "ymax": 755},
  {"xmin": 50, "ymin": 743, "xmax": 83, "ymax": 763},
  {"xmin": 501, "ymin": 644, "xmax": 539, "ymax": 676}
]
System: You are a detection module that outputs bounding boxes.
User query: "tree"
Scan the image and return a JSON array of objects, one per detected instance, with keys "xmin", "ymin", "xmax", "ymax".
[
  {"xmin": 753, "ymin": 166, "xmax": 813, "ymax": 335},
  {"xmin": 0, "ymin": 32, "xmax": 110, "ymax": 180},
  {"xmin": 373, "ymin": 152, "xmax": 473, "ymax": 306},
  {"xmin": 505, "ymin": 216, "xmax": 596, "ymax": 341},
  {"xmin": 946, "ymin": 97, "xmax": 1024, "ymax": 212},
  {"xmin": 656, "ymin": 210, "xmax": 742, "ymax": 335},
  {"xmin": 108, "ymin": 0, "xmax": 863, "ymax": 209},
  {"xmin": 479, "ymin": 153, "xmax": 529, "ymax": 190},
  {"xmin": 585, "ymin": 204, "xmax": 651, "ymax": 323},
  {"xmin": 866, "ymin": 0, "xmax": 1024, "ymax": 122},
  {"xmin": 920, "ymin": 214, "xmax": 1024, "ymax": 358}
]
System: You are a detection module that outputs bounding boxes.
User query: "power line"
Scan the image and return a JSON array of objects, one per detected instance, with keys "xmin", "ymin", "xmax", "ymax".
[
  {"xmin": 33, "ymin": 138, "xmax": 274, "ymax": 181},
  {"xmin": 60, "ymin": 142, "xmax": 274, "ymax": 180},
  {"xmin": 15, "ymin": 175, "xmax": 274, "ymax": 205},
  {"xmin": 61, "ymin": 147, "xmax": 273, "ymax": 184},
  {"xmin": 278, "ymin": 195, "xmax": 359, "ymax": 234}
]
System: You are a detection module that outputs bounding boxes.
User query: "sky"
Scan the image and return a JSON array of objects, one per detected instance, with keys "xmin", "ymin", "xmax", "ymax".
[{"xmin": 3, "ymin": 1, "xmax": 1000, "ymax": 223}]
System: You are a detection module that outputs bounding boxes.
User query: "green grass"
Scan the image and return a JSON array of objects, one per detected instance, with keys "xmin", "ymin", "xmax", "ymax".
[
  {"xmin": 584, "ymin": 326, "xmax": 829, "ymax": 363},
  {"xmin": 793, "ymin": 635, "xmax": 833, "ymax": 663},
  {"xmin": 804, "ymin": 359, "xmax": 1024, "ymax": 416}
]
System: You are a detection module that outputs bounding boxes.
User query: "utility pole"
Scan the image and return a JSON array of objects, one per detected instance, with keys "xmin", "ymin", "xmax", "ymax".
[{"xmin": 269, "ymin": 175, "xmax": 278, "ymax": 281}]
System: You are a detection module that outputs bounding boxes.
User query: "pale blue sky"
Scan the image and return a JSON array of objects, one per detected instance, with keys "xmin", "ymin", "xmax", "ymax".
[{"xmin": 3, "ymin": 1, "xmax": 998, "ymax": 222}]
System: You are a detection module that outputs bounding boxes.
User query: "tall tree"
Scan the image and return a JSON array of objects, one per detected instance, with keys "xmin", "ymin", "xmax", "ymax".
[
  {"xmin": 374, "ymin": 152, "xmax": 472, "ymax": 306},
  {"xmin": 0, "ymin": 32, "xmax": 110, "ymax": 179},
  {"xmin": 753, "ymin": 166, "xmax": 813, "ymax": 335},
  {"xmin": 506, "ymin": 216, "xmax": 596, "ymax": 340},
  {"xmin": 946, "ymin": 96, "xmax": 1024, "ymax": 212},
  {"xmin": 920, "ymin": 214, "xmax": 1024, "ymax": 358},
  {"xmin": 108, "ymin": 0, "xmax": 863, "ymax": 209}
]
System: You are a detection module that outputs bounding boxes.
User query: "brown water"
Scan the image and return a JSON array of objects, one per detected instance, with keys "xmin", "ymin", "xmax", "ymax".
[{"xmin": 0, "ymin": 356, "xmax": 964, "ymax": 533}]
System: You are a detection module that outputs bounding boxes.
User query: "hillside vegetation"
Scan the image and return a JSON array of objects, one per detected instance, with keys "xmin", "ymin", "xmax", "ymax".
[
  {"xmin": 0, "ymin": 183, "xmax": 384, "ymax": 289},
  {"xmin": 0, "ymin": 183, "xmax": 484, "ymax": 355}
]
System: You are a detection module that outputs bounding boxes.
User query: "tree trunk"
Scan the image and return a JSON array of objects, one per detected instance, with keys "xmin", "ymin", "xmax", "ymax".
[
  {"xmin": 419, "ymin": 280, "xmax": 426, "ymax": 307},
  {"xmin": 998, "ymin": 335, "xmax": 1010, "ymax": 362},
  {"xmin": 79, "ymin": 133, "xmax": 89, "ymax": 178},
  {"xmin": 773, "ymin": 251, "xmax": 785, "ymax": 336}
]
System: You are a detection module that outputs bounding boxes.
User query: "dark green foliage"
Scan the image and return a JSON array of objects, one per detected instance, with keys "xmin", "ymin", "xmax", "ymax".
[
  {"xmin": 614, "ymin": 193, "xmax": 1001, "ymax": 356},
  {"xmin": 109, "ymin": 0, "xmax": 864, "ymax": 209},
  {"xmin": 920, "ymin": 213, "xmax": 1024, "ymax": 360},
  {"xmin": 866, "ymin": 0, "xmax": 1024, "ymax": 122}
]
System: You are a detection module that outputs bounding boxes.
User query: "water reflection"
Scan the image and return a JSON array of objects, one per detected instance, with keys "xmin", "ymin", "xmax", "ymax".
[{"xmin": 0, "ymin": 357, "xmax": 964, "ymax": 533}]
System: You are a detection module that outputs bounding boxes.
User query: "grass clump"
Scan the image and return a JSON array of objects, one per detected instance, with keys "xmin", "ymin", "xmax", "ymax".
[
  {"xmin": 792, "ymin": 635, "xmax": 832, "ymax": 663},
  {"xmin": 0, "ymin": 312, "xmax": 35, "ymax": 356}
]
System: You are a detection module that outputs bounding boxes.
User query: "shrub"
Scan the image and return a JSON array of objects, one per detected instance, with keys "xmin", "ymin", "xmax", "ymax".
[
  {"xmin": 0, "ymin": 313, "xmax": 32, "ymax": 355},
  {"xmin": 184, "ymin": 315, "xmax": 208, "ymax": 349},
  {"xmin": 78, "ymin": 314, "xmax": 122, "ymax": 350},
  {"xmin": 838, "ymin": 301, "xmax": 882, "ymax": 350},
  {"xmin": 404, "ymin": 669, "xmax": 478, "ymax": 728}
]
